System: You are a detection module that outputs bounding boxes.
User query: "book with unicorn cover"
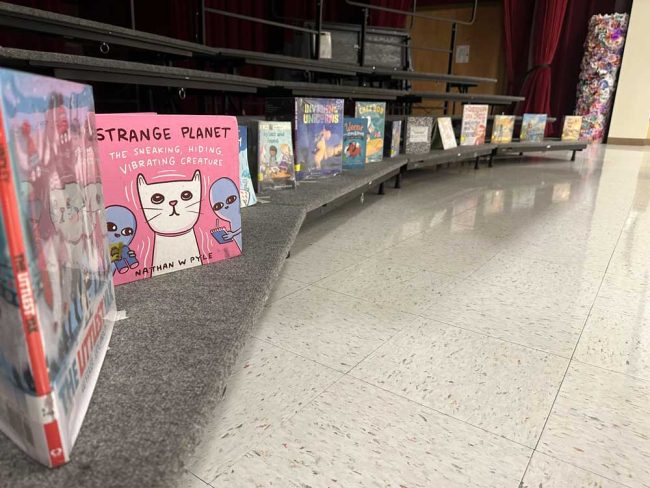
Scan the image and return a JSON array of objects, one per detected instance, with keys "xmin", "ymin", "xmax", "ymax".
[
  {"xmin": 0, "ymin": 68, "xmax": 116, "ymax": 467},
  {"xmin": 95, "ymin": 114, "xmax": 241, "ymax": 285},
  {"xmin": 295, "ymin": 97, "xmax": 344, "ymax": 180}
]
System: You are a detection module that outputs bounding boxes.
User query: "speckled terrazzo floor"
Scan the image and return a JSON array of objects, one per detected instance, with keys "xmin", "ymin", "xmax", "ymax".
[{"xmin": 186, "ymin": 145, "xmax": 650, "ymax": 488}]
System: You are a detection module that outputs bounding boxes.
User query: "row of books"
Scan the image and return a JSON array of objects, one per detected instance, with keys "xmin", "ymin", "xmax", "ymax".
[
  {"xmin": 0, "ymin": 68, "xmax": 586, "ymax": 469},
  {"xmin": 241, "ymin": 101, "xmax": 584, "ymax": 195}
]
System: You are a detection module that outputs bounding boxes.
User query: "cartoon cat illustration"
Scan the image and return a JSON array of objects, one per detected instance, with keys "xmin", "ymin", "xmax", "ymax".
[
  {"xmin": 106, "ymin": 205, "xmax": 139, "ymax": 274},
  {"xmin": 137, "ymin": 170, "xmax": 202, "ymax": 275},
  {"xmin": 209, "ymin": 177, "xmax": 242, "ymax": 252}
]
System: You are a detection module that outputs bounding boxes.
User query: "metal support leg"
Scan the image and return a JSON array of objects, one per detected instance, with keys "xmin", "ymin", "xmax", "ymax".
[
  {"xmin": 378, "ymin": 182, "xmax": 385, "ymax": 195},
  {"xmin": 571, "ymin": 150, "xmax": 576, "ymax": 161},
  {"xmin": 394, "ymin": 173, "xmax": 402, "ymax": 189},
  {"xmin": 488, "ymin": 153, "xmax": 494, "ymax": 168},
  {"xmin": 474, "ymin": 156, "xmax": 480, "ymax": 170}
]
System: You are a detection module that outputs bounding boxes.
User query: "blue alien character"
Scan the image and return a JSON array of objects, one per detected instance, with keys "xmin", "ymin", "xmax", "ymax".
[
  {"xmin": 209, "ymin": 178, "xmax": 242, "ymax": 252},
  {"xmin": 106, "ymin": 205, "xmax": 139, "ymax": 274}
]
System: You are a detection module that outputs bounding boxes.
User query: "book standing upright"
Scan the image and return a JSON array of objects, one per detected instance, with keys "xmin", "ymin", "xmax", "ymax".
[
  {"xmin": 491, "ymin": 115, "xmax": 515, "ymax": 144},
  {"xmin": 404, "ymin": 116, "xmax": 434, "ymax": 154},
  {"xmin": 520, "ymin": 114, "xmax": 548, "ymax": 142},
  {"xmin": 238, "ymin": 125, "xmax": 257, "ymax": 207},
  {"xmin": 257, "ymin": 121, "xmax": 296, "ymax": 191},
  {"xmin": 561, "ymin": 116, "xmax": 583, "ymax": 141},
  {"xmin": 0, "ymin": 68, "xmax": 116, "ymax": 467},
  {"xmin": 460, "ymin": 105, "xmax": 489, "ymax": 146},
  {"xmin": 354, "ymin": 101, "xmax": 386, "ymax": 163},
  {"xmin": 295, "ymin": 98, "xmax": 344, "ymax": 180},
  {"xmin": 95, "ymin": 114, "xmax": 241, "ymax": 286},
  {"xmin": 342, "ymin": 117, "xmax": 367, "ymax": 170}
]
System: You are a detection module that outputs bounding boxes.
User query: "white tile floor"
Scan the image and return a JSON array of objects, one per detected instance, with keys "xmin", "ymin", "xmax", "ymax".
[{"xmin": 187, "ymin": 145, "xmax": 650, "ymax": 487}]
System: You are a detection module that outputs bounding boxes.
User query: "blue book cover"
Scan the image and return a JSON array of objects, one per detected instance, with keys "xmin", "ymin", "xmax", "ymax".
[
  {"xmin": 354, "ymin": 101, "xmax": 386, "ymax": 163},
  {"xmin": 294, "ymin": 98, "xmax": 344, "ymax": 180},
  {"xmin": 342, "ymin": 117, "xmax": 367, "ymax": 170},
  {"xmin": 237, "ymin": 126, "xmax": 257, "ymax": 206},
  {"xmin": 520, "ymin": 114, "xmax": 547, "ymax": 142}
]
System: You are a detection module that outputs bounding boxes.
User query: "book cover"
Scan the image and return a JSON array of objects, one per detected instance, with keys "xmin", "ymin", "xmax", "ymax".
[
  {"xmin": 520, "ymin": 114, "xmax": 547, "ymax": 142},
  {"xmin": 354, "ymin": 101, "xmax": 386, "ymax": 163},
  {"xmin": 257, "ymin": 121, "xmax": 296, "ymax": 191},
  {"xmin": 436, "ymin": 117, "xmax": 457, "ymax": 150},
  {"xmin": 238, "ymin": 126, "xmax": 257, "ymax": 206},
  {"xmin": 491, "ymin": 115, "xmax": 515, "ymax": 144},
  {"xmin": 561, "ymin": 116, "xmax": 583, "ymax": 141},
  {"xmin": 95, "ymin": 114, "xmax": 241, "ymax": 285},
  {"xmin": 460, "ymin": 104, "xmax": 489, "ymax": 146},
  {"xmin": 390, "ymin": 120, "xmax": 402, "ymax": 157},
  {"xmin": 404, "ymin": 116, "xmax": 433, "ymax": 154},
  {"xmin": 0, "ymin": 68, "xmax": 116, "ymax": 467},
  {"xmin": 342, "ymin": 117, "xmax": 367, "ymax": 170},
  {"xmin": 295, "ymin": 98, "xmax": 343, "ymax": 179}
]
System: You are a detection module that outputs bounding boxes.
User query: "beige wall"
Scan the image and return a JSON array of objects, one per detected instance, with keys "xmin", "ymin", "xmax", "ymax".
[
  {"xmin": 409, "ymin": 1, "xmax": 506, "ymax": 115},
  {"xmin": 609, "ymin": 0, "xmax": 650, "ymax": 142}
]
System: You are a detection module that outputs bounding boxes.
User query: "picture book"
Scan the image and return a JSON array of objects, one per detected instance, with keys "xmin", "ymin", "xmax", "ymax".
[
  {"xmin": 436, "ymin": 117, "xmax": 457, "ymax": 150},
  {"xmin": 95, "ymin": 113, "xmax": 241, "ymax": 285},
  {"xmin": 354, "ymin": 101, "xmax": 385, "ymax": 163},
  {"xmin": 0, "ymin": 68, "xmax": 116, "ymax": 467},
  {"xmin": 561, "ymin": 116, "xmax": 583, "ymax": 141},
  {"xmin": 257, "ymin": 121, "xmax": 296, "ymax": 191},
  {"xmin": 342, "ymin": 117, "xmax": 367, "ymax": 170},
  {"xmin": 520, "ymin": 114, "xmax": 547, "ymax": 142},
  {"xmin": 295, "ymin": 98, "xmax": 343, "ymax": 179},
  {"xmin": 491, "ymin": 115, "xmax": 515, "ymax": 144},
  {"xmin": 460, "ymin": 104, "xmax": 489, "ymax": 146},
  {"xmin": 238, "ymin": 126, "xmax": 257, "ymax": 206},
  {"xmin": 404, "ymin": 116, "xmax": 433, "ymax": 154},
  {"xmin": 389, "ymin": 120, "xmax": 402, "ymax": 157}
]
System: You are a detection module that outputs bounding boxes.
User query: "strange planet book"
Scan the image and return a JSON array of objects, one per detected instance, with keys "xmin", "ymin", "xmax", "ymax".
[
  {"xmin": 257, "ymin": 120, "xmax": 296, "ymax": 191},
  {"xmin": 491, "ymin": 115, "xmax": 515, "ymax": 144},
  {"xmin": 520, "ymin": 113, "xmax": 548, "ymax": 142},
  {"xmin": 342, "ymin": 117, "xmax": 367, "ymax": 169},
  {"xmin": 561, "ymin": 115, "xmax": 583, "ymax": 141},
  {"xmin": 0, "ymin": 68, "xmax": 116, "ymax": 467},
  {"xmin": 238, "ymin": 125, "xmax": 257, "ymax": 207},
  {"xmin": 460, "ymin": 104, "xmax": 489, "ymax": 146},
  {"xmin": 95, "ymin": 114, "xmax": 241, "ymax": 286},
  {"xmin": 295, "ymin": 97, "xmax": 343, "ymax": 180},
  {"xmin": 354, "ymin": 101, "xmax": 386, "ymax": 163}
]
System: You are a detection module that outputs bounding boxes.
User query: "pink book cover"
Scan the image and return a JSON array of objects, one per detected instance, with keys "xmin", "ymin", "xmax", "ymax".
[{"xmin": 95, "ymin": 114, "xmax": 241, "ymax": 285}]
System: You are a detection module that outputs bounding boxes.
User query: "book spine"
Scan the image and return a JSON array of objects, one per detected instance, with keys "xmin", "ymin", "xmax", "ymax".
[{"xmin": 0, "ymin": 106, "xmax": 66, "ymax": 467}]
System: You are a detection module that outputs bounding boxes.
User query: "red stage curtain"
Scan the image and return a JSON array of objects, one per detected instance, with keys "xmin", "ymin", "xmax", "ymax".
[
  {"xmin": 518, "ymin": 0, "xmax": 569, "ymax": 117},
  {"xmin": 548, "ymin": 0, "xmax": 627, "ymax": 135},
  {"xmin": 369, "ymin": 0, "xmax": 413, "ymax": 28},
  {"xmin": 502, "ymin": 0, "xmax": 535, "ymax": 97}
]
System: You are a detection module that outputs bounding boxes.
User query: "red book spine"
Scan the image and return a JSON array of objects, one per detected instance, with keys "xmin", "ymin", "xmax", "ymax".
[{"xmin": 0, "ymin": 106, "xmax": 65, "ymax": 467}]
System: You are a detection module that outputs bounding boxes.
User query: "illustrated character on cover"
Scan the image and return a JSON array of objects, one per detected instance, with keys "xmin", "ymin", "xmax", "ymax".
[
  {"xmin": 345, "ymin": 141, "xmax": 361, "ymax": 158},
  {"xmin": 263, "ymin": 145, "xmax": 278, "ymax": 180},
  {"xmin": 106, "ymin": 205, "xmax": 139, "ymax": 274},
  {"xmin": 136, "ymin": 170, "xmax": 202, "ymax": 275},
  {"xmin": 313, "ymin": 128, "xmax": 342, "ymax": 169},
  {"xmin": 209, "ymin": 178, "xmax": 242, "ymax": 252},
  {"xmin": 279, "ymin": 143, "xmax": 292, "ymax": 173}
]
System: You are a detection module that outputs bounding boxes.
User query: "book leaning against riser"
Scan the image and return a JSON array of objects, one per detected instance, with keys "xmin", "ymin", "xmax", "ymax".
[{"xmin": 0, "ymin": 68, "xmax": 116, "ymax": 467}]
